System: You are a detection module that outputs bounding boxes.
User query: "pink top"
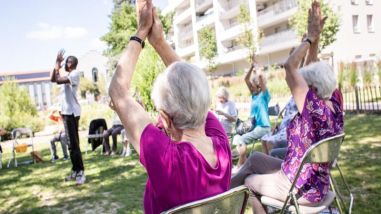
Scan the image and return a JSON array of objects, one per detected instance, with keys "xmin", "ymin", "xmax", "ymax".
[{"xmin": 140, "ymin": 112, "xmax": 232, "ymax": 214}]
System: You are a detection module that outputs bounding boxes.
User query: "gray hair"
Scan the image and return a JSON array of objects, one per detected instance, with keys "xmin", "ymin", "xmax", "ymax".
[
  {"xmin": 250, "ymin": 72, "xmax": 267, "ymax": 87},
  {"xmin": 216, "ymin": 86, "xmax": 230, "ymax": 100},
  {"xmin": 299, "ymin": 61, "xmax": 337, "ymax": 99},
  {"xmin": 151, "ymin": 62, "xmax": 210, "ymax": 130}
]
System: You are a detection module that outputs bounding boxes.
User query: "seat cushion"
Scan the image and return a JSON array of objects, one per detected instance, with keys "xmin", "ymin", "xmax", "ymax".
[{"xmin": 261, "ymin": 191, "xmax": 336, "ymax": 214}]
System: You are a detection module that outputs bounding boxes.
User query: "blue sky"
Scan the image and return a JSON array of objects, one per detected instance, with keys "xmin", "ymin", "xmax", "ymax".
[{"xmin": 0, "ymin": 0, "xmax": 168, "ymax": 73}]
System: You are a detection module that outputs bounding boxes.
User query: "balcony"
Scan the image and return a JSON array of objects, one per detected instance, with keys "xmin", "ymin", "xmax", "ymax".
[
  {"xmin": 178, "ymin": 43, "xmax": 196, "ymax": 57},
  {"xmin": 219, "ymin": 24, "xmax": 244, "ymax": 41},
  {"xmin": 195, "ymin": 0, "xmax": 213, "ymax": 13},
  {"xmin": 257, "ymin": 0, "xmax": 298, "ymax": 29},
  {"xmin": 260, "ymin": 30, "xmax": 299, "ymax": 54},
  {"xmin": 220, "ymin": 0, "xmax": 246, "ymax": 20},
  {"xmin": 174, "ymin": 7, "xmax": 192, "ymax": 25},
  {"xmin": 219, "ymin": 46, "xmax": 247, "ymax": 64},
  {"xmin": 178, "ymin": 25, "xmax": 193, "ymax": 41}
]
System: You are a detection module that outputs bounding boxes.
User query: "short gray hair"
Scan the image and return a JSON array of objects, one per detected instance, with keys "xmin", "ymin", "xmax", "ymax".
[
  {"xmin": 299, "ymin": 61, "xmax": 337, "ymax": 99},
  {"xmin": 250, "ymin": 72, "xmax": 267, "ymax": 87},
  {"xmin": 216, "ymin": 86, "xmax": 230, "ymax": 100},
  {"xmin": 151, "ymin": 62, "xmax": 210, "ymax": 130}
]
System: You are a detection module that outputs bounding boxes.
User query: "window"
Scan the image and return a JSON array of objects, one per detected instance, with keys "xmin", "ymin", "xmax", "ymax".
[
  {"xmin": 367, "ymin": 15, "xmax": 375, "ymax": 32},
  {"xmin": 351, "ymin": 0, "xmax": 358, "ymax": 5},
  {"xmin": 355, "ymin": 55, "xmax": 362, "ymax": 59},
  {"xmin": 92, "ymin": 68, "xmax": 98, "ymax": 82},
  {"xmin": 365, "ymin": 0, "xmax": 373, "ymax": 5},
  {"xmin": 352, "ymin": 15, "xmax": 360, "ymax": 33}
]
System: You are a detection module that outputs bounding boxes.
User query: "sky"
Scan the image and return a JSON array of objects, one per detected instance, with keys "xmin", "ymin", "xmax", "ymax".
[{"xmin": 0, "ymin": 0, "xmax": 168, "ymax": 73}]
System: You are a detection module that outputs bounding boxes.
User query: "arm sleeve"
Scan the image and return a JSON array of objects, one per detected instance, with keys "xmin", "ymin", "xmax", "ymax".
[
  {"xmin": 229, "ymin": 102, "xmax": 238, "ymax": 117},
  {"xmin": 140, "ymin": 124, "xmax": 175, "ymax": 196},
  {"xmin": 205, "ymin": 111, "xmax": 228, "ymax": 139},
  {"xmin": 67, "ymin": 71, "xmax": 80, "ymax": 87}
]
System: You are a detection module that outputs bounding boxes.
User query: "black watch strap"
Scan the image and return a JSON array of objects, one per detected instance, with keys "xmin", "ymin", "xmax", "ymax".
[
  {"xmin": 303, "ymin": 38, "xmax": 312, "ymax": 45},
  {"xmin": 130, "ymin": 36, "xmax": 145, "ymax": 48}
]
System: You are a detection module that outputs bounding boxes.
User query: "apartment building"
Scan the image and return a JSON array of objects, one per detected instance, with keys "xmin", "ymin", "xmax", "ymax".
[{"xmin": 163, "ymin": 0, "xmax": 381, "ymax": 75}]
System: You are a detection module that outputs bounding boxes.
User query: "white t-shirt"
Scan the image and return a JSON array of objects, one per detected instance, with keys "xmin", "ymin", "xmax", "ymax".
[
  {"xmin": 216, "ymin": 100, "xmax": 237, "ymax": 134},
  {"xmin": 60, "ymin": 70, "xmax": 81, "ymax": 117}
]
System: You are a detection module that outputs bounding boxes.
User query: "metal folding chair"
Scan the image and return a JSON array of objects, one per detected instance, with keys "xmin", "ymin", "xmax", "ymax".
[
  {"xmin": 86, "ymin": 126, "xmax": 104, "ymax": 155},
  {"xmin": 261, "ymin": 133, "xmax": 346, "ymax": 214},
  {"xmin": 7, "ymin": 128, "xmax": 35, "ymax": 168},
  {"xmin": 330, "ymin": 159, "xmax": 354, "ymax": 214},
  {"xmin": 161, "ymin": 185, "xmax": 249, "ymax": 214}
]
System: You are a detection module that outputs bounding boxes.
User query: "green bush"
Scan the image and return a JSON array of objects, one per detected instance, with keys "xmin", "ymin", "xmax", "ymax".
[{"xmin": 79, "ymin": 102, "xmax": 114, "ymax": 131}]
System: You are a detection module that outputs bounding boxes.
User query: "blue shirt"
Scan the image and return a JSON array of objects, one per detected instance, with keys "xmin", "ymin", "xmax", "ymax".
[{"xmin": 250, "ymin": 90, "xmax": 271, "ymax": 128}]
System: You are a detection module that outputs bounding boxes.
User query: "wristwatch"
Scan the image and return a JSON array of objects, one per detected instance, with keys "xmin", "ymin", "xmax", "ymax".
[
  {"xmin": 130, "ymin": 36, "xmax": 145, "ymax": 49},
  {"xmin": 303, "ymin": 38, "xmax": 312, "ymax": 45}
]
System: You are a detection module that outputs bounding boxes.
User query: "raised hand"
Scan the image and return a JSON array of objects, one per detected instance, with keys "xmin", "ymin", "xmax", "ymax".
[
  {"xmin": 136, "ymin": 0, "xmax": 153, "ymax": 40},
  {"xmin": 148, "ymin": 7, "xmax": 164, "ymax": 46},
  {"xmin": 252, "ymin": 55, "xmax": 258, "ymax": 67},
  {"xmin": 55, "ymin": 49, "xmax": 65, "ymax": 70},
  {"xmin": 307, "ymin": 1, "xmax": 327, "ymax": 43}
]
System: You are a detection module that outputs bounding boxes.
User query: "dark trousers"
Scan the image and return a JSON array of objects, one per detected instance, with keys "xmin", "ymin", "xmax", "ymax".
[
  {"xmin": 103, "ymin": 125, "xmax": 123, "ymax": 152},
  {"xmin": 63, "ymin": 114, "xmax": 84, "ymax": 172}
]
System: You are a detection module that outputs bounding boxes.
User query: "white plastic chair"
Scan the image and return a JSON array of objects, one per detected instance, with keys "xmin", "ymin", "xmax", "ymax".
[{"xmin": 7, "ymin": 128, "xmax": 35, "ymax": 168}]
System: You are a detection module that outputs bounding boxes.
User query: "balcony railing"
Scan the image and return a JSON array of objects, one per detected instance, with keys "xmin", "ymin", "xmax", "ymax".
[
  {"xmin": 257, "ymin": 0, "xmax": 298, "ymax": 20},
  {"xmin": 260, "ymin": 30, "xmax": 297, "ymax": 47},
  {"xmin": 196, "ymin": 10, "xmax": 214, "ymax": 22},
  {"xmin": 222, "ymin": 0, "xmax": 244, "ymax": 12},
  {"xmin": 195, "ymin": 0, "xmax": 206, "ymax": 8},
  {"xmin": 178, "ymin": 42, "xmax": 194, "ymax": 49},
  {"xmin": 224, "ymin": 45, "xmax": 241, "ymax": 53},
  {"xmin": 179, "ymin": 25, "xmax": 193, "ymax": 38}
]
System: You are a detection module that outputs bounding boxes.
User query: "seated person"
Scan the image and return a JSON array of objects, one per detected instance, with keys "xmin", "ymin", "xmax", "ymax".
[
  {"xmin": 215, "ymin": 86, "xmax": 238, "ymax": 135},
  {"xmin": 48, "ymin": 110, "xmax": 69, "ymax": 162},
  {"xmin": 261, "ymin": 97, "xmax": 298, "ymax": 155},
  {"xmin": 103, "ymin": 110, "xmax": 124, "ymax": 155},
  {"xmin": 232, "ymin": 55, "xmax": 271, "ymax": 174},
  {"xmin": 231, "ymin": 3, "xmax": 344, "ymax": 213},
  {"xmin": 108, "ymin": 2, "xmax": 231, "ymax": 212}
]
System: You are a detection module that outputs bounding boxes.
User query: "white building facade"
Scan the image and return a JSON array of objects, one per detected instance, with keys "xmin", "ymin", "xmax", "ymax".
[{"xmin": 163, "ymin": 0, "xmax": 381, "ymax": 75}]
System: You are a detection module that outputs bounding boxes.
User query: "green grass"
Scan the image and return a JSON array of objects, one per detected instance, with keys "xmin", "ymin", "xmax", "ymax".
[{"xmin": 0, "ymin": 114, "xmax": 380, "ymax": 213}]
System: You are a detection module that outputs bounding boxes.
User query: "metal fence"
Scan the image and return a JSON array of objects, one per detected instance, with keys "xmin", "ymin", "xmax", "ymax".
[{"xmin": 342, "ymin": 86, "xmax": 381, "ymax": 114}]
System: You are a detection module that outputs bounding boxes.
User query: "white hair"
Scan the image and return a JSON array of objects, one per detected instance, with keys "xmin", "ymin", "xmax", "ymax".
[
  {"xmin": 250, "ymin": 73, "xmax": 267, "ymax": 87},
  {"xmin": 216, "ymin": 86, "xmax": 230, "ymax": 100},
  {"xmin": 151, "ymin": 62, "xmax": 210, "ymax": 130},
  {"xmin": 299, "ymin": 61, "xmax": 337, "ymax": 99}
]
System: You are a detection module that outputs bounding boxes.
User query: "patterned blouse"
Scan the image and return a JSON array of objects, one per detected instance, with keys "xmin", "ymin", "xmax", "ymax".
[{"xmin": 281, "ymin": 90, "xmax": 344, "ymax": 202}]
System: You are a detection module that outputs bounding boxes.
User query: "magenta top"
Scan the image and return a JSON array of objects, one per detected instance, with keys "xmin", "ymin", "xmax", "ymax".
[
  {"xmin": 140, "ymin": 112, "xmax": 232, "ymax": 214},
  {"xmin": 282, "ymin": 90, "xmax": 344, "ymax": 202}
]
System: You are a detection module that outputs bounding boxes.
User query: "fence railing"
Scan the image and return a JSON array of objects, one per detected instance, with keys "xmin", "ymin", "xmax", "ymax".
[
  {"xmin": 260, "ymin": 30, "xmax": 297, "ymax": 47},
  {"xmin": 257, "ymin": 0, "xmax": 298, "ymax": 21},
  {"xmin": 342, "ymin": 86, "xmax": 381, "ymax": 114}
]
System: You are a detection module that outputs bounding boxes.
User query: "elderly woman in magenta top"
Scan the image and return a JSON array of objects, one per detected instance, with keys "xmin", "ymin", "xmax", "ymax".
[
  {"xmin": 108, "ymin": 1, "xmax": 231, "ymax": 213},
  {"xmin": 231, "ymin": 2, "xmax": 344, "ymax": 213},
  {"xmin": 232, "ymin": 55, "xmax": 271, "ymax": 174}
]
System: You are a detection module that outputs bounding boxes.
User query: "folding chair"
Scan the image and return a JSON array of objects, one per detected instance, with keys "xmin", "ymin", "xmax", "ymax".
[
  {"xmin": 7, "ymin": 128, "xmax": 35, "ymax": 168},
  {"xmin": 161, "ymin": 185, "xmax": 249, "ymax": 214},
  {"xmin": 330, "ymin": 160, "xmax": 354, "ymax": 214},
  {"xmin": 261, "ymin": 133, "xmax": 346, "ymax": 214},
  {"xmin": 86, "ymin": 126, "xmax": 104, "ymax": 155},
  {"xmin": 0, "ymin": 136, "xmax": 2, "ymax": 169}
]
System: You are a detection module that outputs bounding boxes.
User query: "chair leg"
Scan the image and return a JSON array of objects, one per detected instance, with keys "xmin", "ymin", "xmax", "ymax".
[
  {"xmin": 336, "ymin": 163, "xmax": 354, "ymax": 214},
  {"xmin": 330, "ymin": 175, "xmax": 346, "ymax": 214},
  {"xmin": 0, "ymin": 151, "xmax": 2, "ymax": 169},
  {"xmin": 85, "ymin": 140, "xmax": 88, "ymax": 155},
  {"xmin": 249, "ymin": 140, "xmax": 257, "ymax": 155},
  {"xmin": 291, "ymin": 193, "xmax": 301, "ymax": 214},
  {"xmin": 280, "ymin": 194, "xmax": 292, "ymax": 214},
  {"xmin": 7, "ymin": 149, "xmax": 13, "ymax": 168}
]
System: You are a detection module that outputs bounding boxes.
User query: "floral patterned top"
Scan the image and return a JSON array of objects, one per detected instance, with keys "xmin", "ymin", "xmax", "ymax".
[{"xmin": 281, "ymin": 90, "xmax": 344, "ymax": 202}]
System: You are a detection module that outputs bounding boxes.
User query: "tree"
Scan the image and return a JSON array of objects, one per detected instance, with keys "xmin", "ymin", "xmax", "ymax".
[
  {"xmin": 198, "ymin": 26, "xmax": 218, "ymax": 75},
  {"xmin": 131, "ymin": 44, "xmax": 166, "ymax": 113},
  {"xmin": 96, "ymin": 74, "xmax": 108, "ymax": 96},
  {"xmin": 289, "ymin": 0, "xmax": 342, "ymax": 51},
  {"xmin": 79, "ymin": 77, "xmax": 96, "ymax": 98},
  {"xmin": 236, "ymin": 1, "xmax": 262, "ymax": 64},
  {"xmin": 101, "ymin": 1, "xmax": 174, "ymax": 71}
]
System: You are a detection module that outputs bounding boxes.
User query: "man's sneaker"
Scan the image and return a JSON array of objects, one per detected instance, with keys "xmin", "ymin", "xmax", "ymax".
[
  {"xmin": 76, "ymin": 171, "xmax": 86, "ymax": 186},
  {"xmin": 50, "ymin": 156, "xmax": 59, "ymax": 163},
  {"xmin": 63, "ymin": 156, "xmax": 69, "ymax": 161},
  {"xmin": 65, "ymin": 171, "xmax": 77, "ymax": 181}
]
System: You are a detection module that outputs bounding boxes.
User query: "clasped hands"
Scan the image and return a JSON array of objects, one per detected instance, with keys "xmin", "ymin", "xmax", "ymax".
[{"xmin": 135, "ymin": 0, "xmax": 164, "ymax": 47}]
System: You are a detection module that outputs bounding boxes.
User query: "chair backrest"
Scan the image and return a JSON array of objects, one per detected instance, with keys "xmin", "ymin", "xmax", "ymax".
[
  {"xmin": 302, "ymin": 133, "xmax": 345, "ymax": 164},
  {"xmin": 12, "ymin": 128, "xmax": 33, "ymax": 140},
  {"xmin": 268, "ymin": 104, "xmax": 280, "ymax": 116},
  {"xmin": 161, "ymin": 186, "xmax": 249, "ymax": 214}
]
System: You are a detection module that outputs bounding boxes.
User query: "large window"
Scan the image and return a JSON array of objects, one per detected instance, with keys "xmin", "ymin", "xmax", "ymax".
[
  {"xmin": 366, "ymin": 0, "xmax": 373, "ymax": 5},
  {"xmin": 351, "ymin": 0, "xmax": 358, "ymax": 5},
  {"xmin": 352, "ymin": 15, "xmax": 360, "ymax": 33}
]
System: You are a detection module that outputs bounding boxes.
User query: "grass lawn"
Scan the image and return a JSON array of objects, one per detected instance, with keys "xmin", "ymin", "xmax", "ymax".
[{"xmin": 0, "ymin": 114, "xmax": 380, "ymax": 214}]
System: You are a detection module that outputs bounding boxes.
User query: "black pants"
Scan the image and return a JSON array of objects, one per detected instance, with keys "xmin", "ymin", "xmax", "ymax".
[
  {"xmin": 63, "ymin": 114, "xmax": 84, "ymax": 172},
  {"xmin": 103, "ymin": 125, "xmax": 123, "ymax": 152}
]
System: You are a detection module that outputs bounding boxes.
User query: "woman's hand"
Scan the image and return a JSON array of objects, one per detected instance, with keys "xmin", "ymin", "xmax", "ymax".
[
  {"xmin": 55, "ymin": 49, "xmax": 65, "ymax": 70},
  {"xmin": 216, "ymin": 110, "xmax": 225, "ymax": 116},
  {"xmin": 109, "ymin": 100, "xmax": 116, "ymax": 110},
  {"xmin": 307, "ymin": 1, "xmax": 327, "ymax": 43},
  {"xmin": 136, "ymin": 0, "xmax": 153, "ymax": 40},
  {"xmin": 148, "ymin": 7, "xmax": 165, "ymax": 46}
]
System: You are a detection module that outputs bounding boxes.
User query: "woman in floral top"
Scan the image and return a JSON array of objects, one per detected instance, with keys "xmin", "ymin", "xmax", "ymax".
[{"xmin": 231, "ymin": 2, "xmax": 344, "ymax": 213}]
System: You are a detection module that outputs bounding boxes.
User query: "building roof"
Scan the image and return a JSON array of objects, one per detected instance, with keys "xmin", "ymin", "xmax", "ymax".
[{"xmin": 0, "ymin": 69, "xmax": 52, "ymax": 84}]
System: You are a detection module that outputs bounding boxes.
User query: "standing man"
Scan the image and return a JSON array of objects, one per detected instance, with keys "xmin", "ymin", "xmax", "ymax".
[{"xmin": 51, "ymin": 49, "xmax": 85, "ymax": 186}]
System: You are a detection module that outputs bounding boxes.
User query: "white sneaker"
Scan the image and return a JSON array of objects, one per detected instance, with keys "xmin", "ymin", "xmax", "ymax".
[
  {"xmin": 232, "ymin": 165, "xmax": 241, "ymax": 175},
  {"xmin": 75, "ymin": 171, "xmax": 86, "ymax": 186},
  {"xmin": 125, "ymin": 149, "xmax": 132, "ymax": 157}
]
